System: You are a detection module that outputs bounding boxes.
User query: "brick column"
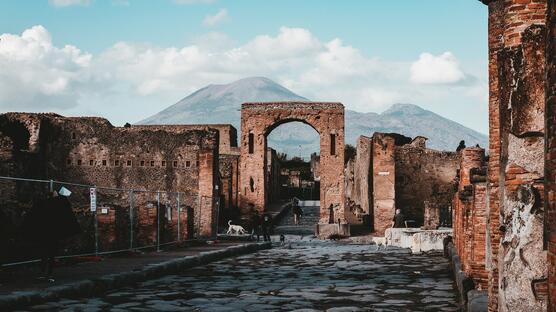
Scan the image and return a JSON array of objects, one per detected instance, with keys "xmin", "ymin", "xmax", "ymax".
[
  {"xmin": 546, "ymin": 1, "xmax": 556, "ymax": 310},
  {"xmin": 371, "ymin": 133, "xmax": 396, "ymax": 235},
  {"xmin": 482, "ymin": 1, "xmax": 505, "ymax": 309},
  {"xmin": 482, "ymin": 0, "xmax": 550, "ymax": 310}
]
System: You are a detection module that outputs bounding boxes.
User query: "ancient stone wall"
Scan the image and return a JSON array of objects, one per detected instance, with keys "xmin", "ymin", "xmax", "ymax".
[
  {"xmin": 240, "ymin": 102, "xmax": 345, "ymax": 225},
  {"xmin": 371, "ymin": 133, "xmax": 396, "ymax": 235},
  {"xmin": 0, "ymin": 113, "xmax": 220, "ymax": 254},
  {"xmin": 480, "ymin": 0, "xmax": 550, "ymax": 310},
  {"xmin": 453, "ymin": 147, "xmax": 488, "ymax": 290},
  {"xmin": 546, "ymin": 0, "xmax": 556, "ymax": 309},
  {"xmin": 395, "ymin": 140, "xmax": 459, "ymax": 227},
  {"xmin": 345, "ymin": 136, "xmax": 371, "ymax": 226}
]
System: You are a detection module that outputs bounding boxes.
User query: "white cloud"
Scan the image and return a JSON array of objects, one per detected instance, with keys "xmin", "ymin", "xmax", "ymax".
[
  {"xmin": 203, "ymin": 8, "xmax": 228, "ymax": 27},
  {"xmin": 0, "ymin": 25, "xmax": 92, "ymax": 111},
  {"xmin": 410, "ymin": 52, "xmax": 466, "ymax": 84},
  {"xmin": 49, "ymin": 0, "xmax": 91, "ymax": 7},
  {"xmin": 0, "ymin": 25, "xmax": 486, "ymax": 129}
]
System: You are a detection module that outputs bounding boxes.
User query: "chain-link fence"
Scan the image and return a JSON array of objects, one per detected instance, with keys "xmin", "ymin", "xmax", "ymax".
[{"xmin": 0, "ymin": 176, "xmax": 213, "ymax": 267}]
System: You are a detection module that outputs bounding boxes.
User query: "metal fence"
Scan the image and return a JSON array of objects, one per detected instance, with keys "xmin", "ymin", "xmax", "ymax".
[{"xmin": 0, "ymin": 176, "xmax": 213, "ymax": 267}]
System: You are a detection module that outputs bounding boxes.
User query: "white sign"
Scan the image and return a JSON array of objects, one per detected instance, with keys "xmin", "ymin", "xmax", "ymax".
[
  {"xmin": 90, "ymin": 187, "xmax": 97, "ymax": 212},
  {"xmin": 378, "ymin": 171, "xmax": 390, "ymax": 176}
]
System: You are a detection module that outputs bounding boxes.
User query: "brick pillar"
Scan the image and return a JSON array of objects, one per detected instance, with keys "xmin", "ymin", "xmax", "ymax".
[
  {"xmin": 491, "ymin": 1, "xmax": 548, "ymax": 310},
  {"xmin": 371, "ymin": 133, "xmax": 396, "ymax": 235},
  {"xmin": 458, "ymin": 148, "xmax": 485, "ymax": 276},
  {"xmin": 546, "ymin": 0, "xmax": 556, "ymax": 310},
  {"xmin": 197, "ymin": 147, "xmax": 219, "ymax": 237},
  {"xmin": 483, "ymin": 2, "xmax": 505, "ymax": 309}
]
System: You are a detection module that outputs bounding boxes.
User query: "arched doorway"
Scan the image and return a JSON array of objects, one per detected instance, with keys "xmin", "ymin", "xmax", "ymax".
[{"xmin": 239, "ymin": 102, "xmax": 345, "ymax": 225}]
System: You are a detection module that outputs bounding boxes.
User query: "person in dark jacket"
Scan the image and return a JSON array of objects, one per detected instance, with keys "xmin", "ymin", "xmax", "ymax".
[
  {"xmin": 292, "ymin": 201, "xmax": 303, "ymax": 225},
  {"xmin": 391, "ymin": 209, "xmax": 407, "ymax": 228},
  {"xmin": 251, "ymin": 210, "xmax": 262, "ymax": 241},
  {"xmin": 261, "ymin": 213, "xmax": 272, "ymax": 242},
  {"xmin": 22, "ymin": 188, "xmax": 80, "ymax": 281}
]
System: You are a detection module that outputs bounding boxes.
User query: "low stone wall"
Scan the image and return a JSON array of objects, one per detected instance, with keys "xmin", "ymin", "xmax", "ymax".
[
  {"xmin": 316, "ymin": 224, "xmax": 350, "ymax": 239},
  {"xmin": 384, "ymin": 228, "xmax": 452, "ymax": 253}
]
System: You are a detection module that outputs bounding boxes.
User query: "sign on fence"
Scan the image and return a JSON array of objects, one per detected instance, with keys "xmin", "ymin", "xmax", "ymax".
[{"xmin": 90, "ymin": 187, "xmax": 97, "ymax": 212}]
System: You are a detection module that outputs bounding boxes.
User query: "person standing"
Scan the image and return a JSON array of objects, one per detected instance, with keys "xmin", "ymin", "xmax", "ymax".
[
  {"xmin": 391, "ymin": 209, "xmax": 407, "ymax": 228},
  {"xmin": 261, "ymin": 213, "xmax": 272, "ymax": 242},
  {"xmin": 251, "ymin": 210, "xmax": 262, "ymax": 241},
  {"xmin": 22, "ymin": 187, "xmax": 80, "ymax": 282},
  {"xmin": 292, "ymin": 202, "xmax": 303, "ymax": 225}
]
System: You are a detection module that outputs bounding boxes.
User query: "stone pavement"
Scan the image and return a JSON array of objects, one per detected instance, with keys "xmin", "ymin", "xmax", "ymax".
[
  {"xmin": 24, "ymin": 238, "xmax": 459, "ymax": 311},
  {"xmin": 0, "ymin": 241, "xmax": 241, "ymax": 296}
]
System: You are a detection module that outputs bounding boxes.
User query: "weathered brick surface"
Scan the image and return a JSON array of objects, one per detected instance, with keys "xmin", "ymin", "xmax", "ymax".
[
  {"xmin": 453, "ymin": 148, "xmax": 488, "ymax": 289},
  {"xmin": 480, "ymin": 1, "xmax": 550, "ymax": 311},
  {"xmin": 395, "ymin": 138, "xmax": 459, "ymax": 227},
  {"xmin": 345, "ymin": 134, "xmax": 458, "ymax": 233},
  {"xmin": 0, "ymin": 113, "xmax": 220, "ymax": 260},
  {"xmin": 240, "ymin": 102, "xmax": 345, "ymax": 224},
  {"xmin": 546, "ymin": 0, "xmax": 556, "ymax": 310},
  {"xmin": 371, "ymin": 133, "xmax": 396, "ymax": 235}
]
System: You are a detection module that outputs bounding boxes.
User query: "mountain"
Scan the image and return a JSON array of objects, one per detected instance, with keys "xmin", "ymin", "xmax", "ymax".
[
  {"xmin": 139, "ymin": 77, "xmax": 307, "ymax": 125},
  {"xmin": 139, "ymin": 77, "xmax": 488, "ymax": 155}
]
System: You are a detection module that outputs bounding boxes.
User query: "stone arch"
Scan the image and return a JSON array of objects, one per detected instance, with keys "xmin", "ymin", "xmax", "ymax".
[{"xmin": 240, "ymin": 102, "xmax": 345, "ymax": 224}]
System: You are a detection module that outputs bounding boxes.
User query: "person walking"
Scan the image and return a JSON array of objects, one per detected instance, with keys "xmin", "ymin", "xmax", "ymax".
[
  {"xmin": 261, "ymin": 213, "xmax": 272, "ymax": 242},
  {"xmin": 22, "ymin": 187, "xmax": 80, "ymax": 282},
  {"xmin": 292, "ymin": 202, "xmax": 303, "ymax": 225}
]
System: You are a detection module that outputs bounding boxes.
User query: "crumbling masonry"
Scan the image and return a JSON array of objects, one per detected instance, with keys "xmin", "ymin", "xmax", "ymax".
[{"xmin": 448, "ymin": 1, "xmax": 556, "ymax": 311}]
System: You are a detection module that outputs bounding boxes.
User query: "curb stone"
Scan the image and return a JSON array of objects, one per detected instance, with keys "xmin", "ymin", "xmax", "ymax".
[
  {"xmin": 0, "ymin": 242, "xmax": 271, "ymax": 310},
  {"xmin": 443, "ymin": 240, "xmax": 488, "ymax": 312}
]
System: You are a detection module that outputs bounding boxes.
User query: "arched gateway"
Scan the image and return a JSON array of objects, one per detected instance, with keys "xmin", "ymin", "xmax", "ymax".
[{"xmin": 240, "ymin": 102, "xmax": 345, "ymax": 227}]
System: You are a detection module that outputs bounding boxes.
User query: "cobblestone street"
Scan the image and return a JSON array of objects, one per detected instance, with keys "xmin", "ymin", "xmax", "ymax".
[{"xmin": 26, "ymin": 239, "xmax": 458, "ymax": 312}]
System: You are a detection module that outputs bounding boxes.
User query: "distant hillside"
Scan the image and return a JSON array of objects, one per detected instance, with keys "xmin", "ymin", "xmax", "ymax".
[{"xmin": 139, "ymin": 77, "xmax": 488, "ymax": 156}]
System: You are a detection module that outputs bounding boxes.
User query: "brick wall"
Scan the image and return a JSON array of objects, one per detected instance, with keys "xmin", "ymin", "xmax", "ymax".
[
  {"xmin": 481, "ymin": 0, "xmax": 549, "ymax": 310},
  {"xmin": 453, "ymin": 147, "xmax": 488, "ymax": 289},
  {"xmin": 546, "ymin": 0, "xmax": 556, "ymax": 310},
  {"xmin": 395, "ymin": 141, "xmax": 459, "ymax": 227},
  {"xmin": 0, "ymin": 113, "xmax": 220, "ymax": 259},
  {"xmin": 370, "ymin": 133, "xmax": 396, "ymax": 235}
]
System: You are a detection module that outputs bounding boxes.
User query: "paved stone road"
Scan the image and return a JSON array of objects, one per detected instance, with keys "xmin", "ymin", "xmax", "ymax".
[{"xmin": 26, "ymin": 239, "xmax": 459, "ymax": 312}]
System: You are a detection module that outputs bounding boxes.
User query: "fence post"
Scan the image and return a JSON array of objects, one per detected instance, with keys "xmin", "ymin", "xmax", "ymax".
[
  {"xmin": 129, "ymin": 190, "xmax": 134, "ymax": 250},
  {"xmin": 157, "ymin": 191, "xmax": 161, "ymax": 252},
  {"xmin": 94, "ymin": 186, "xmax": 99, "ymax": 256},
  {"xmin": 197, "ymin": 194, "xmax": 201, "ymax": 239},
  {"xmin": 177, "ymin": 193, "xmax": 181, "ymax": 242},
  {"xmin": 49, "ymin": 179, "xmax": 54, "ymax": 192}
]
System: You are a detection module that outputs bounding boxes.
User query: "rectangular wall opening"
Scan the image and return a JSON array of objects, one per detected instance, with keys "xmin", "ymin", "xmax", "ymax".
[
  {"xmin": 248, "ymin": 133, "xmax": 254, "ymax": 154},
  {"xmin": 330, "ymin": 134, "xmax": 336, "ymax": 155}
]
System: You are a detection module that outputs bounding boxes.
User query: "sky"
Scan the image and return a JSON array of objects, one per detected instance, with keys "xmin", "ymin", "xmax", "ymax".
[{"xmin": 0, "ymin": 0, "xmax": 489, "ymax": 134}]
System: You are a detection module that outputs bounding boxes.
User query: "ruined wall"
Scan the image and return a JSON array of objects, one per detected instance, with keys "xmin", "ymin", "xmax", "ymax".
[
  {"xmin": 395, "ymin": 139, "xmax": 459, "ymax": 227},
  {"xmin": 240, "ymin": 102, "xmax": 345, "ymax": 224},
  {"xmin": 132, "ymin": 124, "xmax": 236, "ymax": 155},
  {"xmin": 345, "ymin": 136, "xmax": 371, "ymax": 226},
  {"xmin": 453, "ymin": 147, "xmax": 488, "ymax": 290},
  {"xmin": 0, "ymin": 113, "xmax": 220, "ymax": 252},
  {"xmin": 266, "ymin": 148, "xmax": 282, "ymax": 204},
  {"xmin": 371, "ymin": 133, "xmax": 396, "ymax": 235},
  {"xmin": 546, "ymin": 0, "xmax": 556, "ymax": 309},
  {"xmin": 481, "ymin": 0, "xmax": 550, "ymax": 310}
]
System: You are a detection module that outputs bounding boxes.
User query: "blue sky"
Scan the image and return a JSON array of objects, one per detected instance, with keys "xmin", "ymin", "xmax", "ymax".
[{"xmin": 0, "ymin": 0, "xmax": 489, "ymax": 133}]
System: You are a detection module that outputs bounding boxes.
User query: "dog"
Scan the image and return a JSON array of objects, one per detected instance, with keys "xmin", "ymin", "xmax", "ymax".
[{"xmin": 226, "ymin": 220, "xmax": 247, "ymax": 235}]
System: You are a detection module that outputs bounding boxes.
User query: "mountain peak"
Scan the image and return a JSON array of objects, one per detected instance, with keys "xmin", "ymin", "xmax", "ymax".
[{"xmin": 383, "ymin": 103, "xmax": 426, "ymax": 115}]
